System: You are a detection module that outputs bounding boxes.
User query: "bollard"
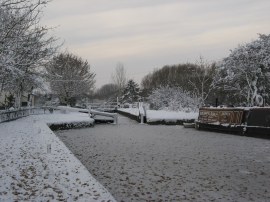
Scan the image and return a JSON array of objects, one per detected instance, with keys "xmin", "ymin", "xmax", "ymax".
[
  {"xmin": 113, "ymin": 114, "xmax": 118, "ymax": 124},
  {"xmin": 140, "ymin": 113, "xmax": 144, "ymax": 124}
]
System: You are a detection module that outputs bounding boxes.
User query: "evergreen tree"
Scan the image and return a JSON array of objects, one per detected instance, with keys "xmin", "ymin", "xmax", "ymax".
[{"xmin": 121, "ymin": 79, "xmax": 141, "ymax": 103}]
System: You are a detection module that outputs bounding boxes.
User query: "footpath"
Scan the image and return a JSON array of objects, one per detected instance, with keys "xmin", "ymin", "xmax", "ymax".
[{"xmin": 0, "ymin": 112, "xmax": 116, "ymax": 201}]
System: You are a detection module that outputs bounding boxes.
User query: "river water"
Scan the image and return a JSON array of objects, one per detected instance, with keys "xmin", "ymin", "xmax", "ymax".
[{"xmin": 56, "ymin": 115, "xmax": 270, "ymax": 202}]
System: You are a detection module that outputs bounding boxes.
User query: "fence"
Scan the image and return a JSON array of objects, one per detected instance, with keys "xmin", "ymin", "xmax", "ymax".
[
  {"xmin": 0, "ymin": 107, "xmax": 47, "ymax": 123},
  {"xmin": 87, "ymin": 102, "xmax": 118, "ymax": 112}
]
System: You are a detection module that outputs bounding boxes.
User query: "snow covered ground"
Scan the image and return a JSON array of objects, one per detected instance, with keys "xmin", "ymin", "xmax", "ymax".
[
  {"xmin": 0, "ymin": 111, "xmax": 116, "ymax": 201},
  {"xmin": 57, "ymin": 115, "xmax": 270, "ymax": 202},
  {"xmin": 118, "ymin": 108, "xmax": 198, "ymax": 123}
]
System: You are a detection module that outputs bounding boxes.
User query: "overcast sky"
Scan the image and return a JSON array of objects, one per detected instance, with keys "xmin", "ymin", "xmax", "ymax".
[{"xmin": 41, "ymin": 0, "xmax": 270, "ymax": 88}]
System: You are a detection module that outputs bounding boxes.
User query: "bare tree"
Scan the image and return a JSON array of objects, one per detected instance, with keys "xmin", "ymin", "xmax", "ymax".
[
  {"xmin": 111, "ymin": 62, "xmax": 127, "ymax": 96},
  {"xmin": 46, "ymin": 52, "xmax": 95, "ymax": 106},
  {"xmin": 188, "ymin": 57, "xmax": 216, "ymax": 106},
  {"xmin": 141, "ymin": 63, "xmax": 198, "ymax": 94}
]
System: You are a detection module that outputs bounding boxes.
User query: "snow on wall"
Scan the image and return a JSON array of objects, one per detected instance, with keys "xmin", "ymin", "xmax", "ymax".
[
  {"xmin": 146, "ymin": 110, "xmax": 198, "ymax": 123},
  {"xmin": 118, "ymin": 108, "xmax": 198, "ymax": 123}
]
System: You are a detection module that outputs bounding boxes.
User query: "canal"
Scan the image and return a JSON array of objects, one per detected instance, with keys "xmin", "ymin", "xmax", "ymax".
[{"xmin": 56, "ymin": 115, "xmax": 270, "ymax": 202}]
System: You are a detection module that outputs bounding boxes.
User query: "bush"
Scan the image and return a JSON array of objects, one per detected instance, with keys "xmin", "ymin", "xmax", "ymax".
[{"xmin": 148, "ymin": 86, "xmax": 200, "ymax": 112}]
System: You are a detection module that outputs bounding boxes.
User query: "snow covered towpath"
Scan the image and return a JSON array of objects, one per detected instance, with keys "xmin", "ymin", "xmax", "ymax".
[{"xmin": 0, "ymin": 112, "xmax": 116, "ymax": 201}]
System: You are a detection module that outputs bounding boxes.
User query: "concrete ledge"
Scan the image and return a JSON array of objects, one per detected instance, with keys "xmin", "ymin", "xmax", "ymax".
[
  {"xmin": 117, "ymin": 109, "xmax": 139, "ymax": 121},
  {"xmin": 47, "ymin": 121, "xmax": 94, "ymax": 130}
]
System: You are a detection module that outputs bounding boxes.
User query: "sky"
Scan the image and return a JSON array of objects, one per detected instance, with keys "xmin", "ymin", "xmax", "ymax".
[{"xmin": 41, "ymin": 0, "xmax": 270, "ymax": 88}]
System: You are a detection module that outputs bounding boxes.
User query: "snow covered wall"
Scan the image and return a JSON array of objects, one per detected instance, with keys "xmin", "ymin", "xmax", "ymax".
[{"xmin": 118, "ymin": 108, "xmax": 198, "ymax": 125}]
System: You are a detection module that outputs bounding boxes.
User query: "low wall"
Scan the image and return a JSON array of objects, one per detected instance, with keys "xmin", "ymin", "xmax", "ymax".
[
  {"xmin": 0, "ymin": 107, "xmax": 48, "ymax": 123},
  {"xmin": 117, "ymin": 110, "xmax": 143, "ymax": 123},
  {"xmin": 94, "ymin": 118, "xmax": 114, "ymax": 124},
  {"xmin": 48, "ymin": 121, "xmax": 94, "ymax": 131}
]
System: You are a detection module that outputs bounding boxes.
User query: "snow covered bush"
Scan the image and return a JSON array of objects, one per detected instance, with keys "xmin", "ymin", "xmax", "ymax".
[
  {"xmin": 148, "ymin": 86, "xmax": 200, "ymax": 112},
  {"xmin": 215, "ymin": 34, "xmax": 270, "ymax": 106}
]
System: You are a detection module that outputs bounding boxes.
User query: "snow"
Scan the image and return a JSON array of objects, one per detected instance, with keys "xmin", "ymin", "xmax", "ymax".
[
  {"xmin": 0, "ymin": 111, "xmax": 116, "ymax": 201},
  {"xmin": 56, "ymin": 106, "xmax": 118, "ymax": 124},
  {"xmin": 57, "ymin": 106, "xmax": 89, "ymax": 113},
  {"xmin": 147, "ymin": 86, "xmax": 200, "ymax": 112},
  {"xmin": 56, "ymin": 115, "xmax": 270, "ymax": 201},
  {"xmin": 46, "ymin": 111, "xmax": 93, "ymax": 124},
  {"xmin": 118, "ymin": 108, "xmax": 198, "ymax": 123},
  {"xmin": 146, "ymin": 109, "xmax": 198, "ymax": 123}
]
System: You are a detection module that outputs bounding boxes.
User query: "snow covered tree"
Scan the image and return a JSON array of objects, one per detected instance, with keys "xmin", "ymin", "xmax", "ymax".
[
  {"xmin": 46, "ymin": 53, "xmax": 95, "ymax": 106},
  {"xmin": 0, "ymin": 0, "xmax": 58, "ymax": 107},
  {"xmin": 215, "ymin": 34, "xmax": 270, "ymax": 106},
  {"xmin": 148, "ymin": 86, "xmax": 200, "ymax": 112},
  {"xmin": 121, "ymin": 79, "xmax": 141, "ymax": 103}
]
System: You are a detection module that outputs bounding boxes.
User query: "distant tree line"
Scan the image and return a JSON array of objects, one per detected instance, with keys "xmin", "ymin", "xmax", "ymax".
[
  {"xmin": 141, "ymin": 58, "xmax": 216, "ymax": 106},
  {"xmin": 96, "ymin": 33, "xmax": 270, "ymax": 111},
  {"xmin": 143, "ymin": 34, "xmax": 270, "ymax": 110}
]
